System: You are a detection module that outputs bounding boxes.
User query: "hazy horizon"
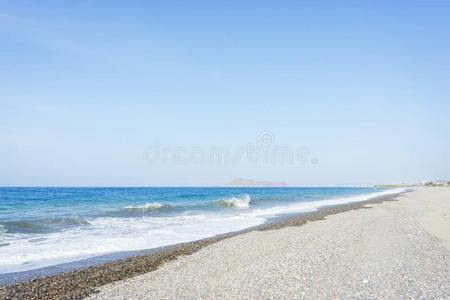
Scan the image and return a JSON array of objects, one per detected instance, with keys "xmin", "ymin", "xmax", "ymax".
[{"xmin": 1, "ymin": 1, "xmax": 449, "ymax": 186}]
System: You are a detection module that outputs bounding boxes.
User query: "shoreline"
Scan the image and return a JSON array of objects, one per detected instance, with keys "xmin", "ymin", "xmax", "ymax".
[{"xmin": 0, "ymin": 191, "xmax": 408, "ymax": 299}]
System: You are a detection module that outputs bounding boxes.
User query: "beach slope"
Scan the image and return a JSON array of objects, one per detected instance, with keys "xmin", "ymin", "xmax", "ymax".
[{"xmin": 89, "ymin": 188, "xmax": 450, "ymax": 299}]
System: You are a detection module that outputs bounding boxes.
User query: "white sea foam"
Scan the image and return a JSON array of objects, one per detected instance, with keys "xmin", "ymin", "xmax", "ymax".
[
  {"xmin": 124, "ymin": 202, "xmax": 164, "ymax": 210},
  {"xmin": 0, "ymin": 213, "xmax": 264, "ymax": 274},
  {"xmin": 0, "ymin": 188, "xmax": 406, "ymax": 274},
  {"xmin": 244, "ymin": 188, "xmax": 407, "ymax": 218},
  {"xmin": 216, "ymin": 194, "xmax": 251, "ymax": 208}
]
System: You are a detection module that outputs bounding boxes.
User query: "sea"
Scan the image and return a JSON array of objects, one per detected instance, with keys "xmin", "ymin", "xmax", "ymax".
[{"xmin": 0, "ymin": 187, "xmax": 404, "ymax": 276}]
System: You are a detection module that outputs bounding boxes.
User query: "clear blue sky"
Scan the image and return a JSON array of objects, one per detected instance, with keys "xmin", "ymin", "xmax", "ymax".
[{"xmin": 1, "ymin": 1, "xmax": 449, "ymax": 186}]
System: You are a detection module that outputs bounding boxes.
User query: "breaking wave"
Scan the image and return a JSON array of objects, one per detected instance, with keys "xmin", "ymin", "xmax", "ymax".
[
  {"xmin": 103, "ymin": 202, "xmax": 177, "ymax": 217},
  {"xmin": 123, "ymin": 202, "xmax": 173, "ymax": 212},
  {"xmin": 124, "ymin": 202, "xmax": 163, "ymax": 210},
  {"xmin": 214, "ymin": 194, "xmax": 251, "ymax": 208}
]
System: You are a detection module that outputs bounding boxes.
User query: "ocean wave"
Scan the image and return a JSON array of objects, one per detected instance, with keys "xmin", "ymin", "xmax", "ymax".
[
  {"xmin": 123, "ymin": 202, "xmax": 173, "ymax": 211},
  {"xmin": 0, "ymin": 217, "xmax": 90, "ymax": 234},
  {"xmin": 214, "ymin": 194, "xmax": 251, "ymax": 208},
  {"xmin": 96, "ymin": 202, "xmax": 176, "ymax": 218},
  {"xmin": 102, "ymin": 202, "xmax": 176, "ymax": 218},
  {"xmin": 44, "ymin": 217, "xmax": 90, "ymax": 226}
]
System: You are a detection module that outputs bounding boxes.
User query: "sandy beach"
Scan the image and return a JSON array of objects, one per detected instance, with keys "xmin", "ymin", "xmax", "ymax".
[
  {"xmin": 2, "ymin": 188, "xmax": 449, "ymax": 299},
  {"xmin": 88, "ymin": 188, "xmax": 450, "ymax": 299}
]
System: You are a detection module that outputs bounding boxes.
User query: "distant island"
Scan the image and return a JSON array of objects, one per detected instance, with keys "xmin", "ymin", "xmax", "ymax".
[{"xmin": 226, "ymin": 178, "xmax": 288, "ymax": 187}]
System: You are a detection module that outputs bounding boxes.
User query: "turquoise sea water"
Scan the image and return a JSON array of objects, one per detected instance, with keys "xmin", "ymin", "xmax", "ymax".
[{"xmin": 0, "ymin": 187, "xmax": 402, "ymax": 274}]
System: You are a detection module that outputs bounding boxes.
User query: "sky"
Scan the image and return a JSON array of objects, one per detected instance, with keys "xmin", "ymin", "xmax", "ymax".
[{"xmin": 0, "ymin": 0, "xmax": 449, "ymax": 186}]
